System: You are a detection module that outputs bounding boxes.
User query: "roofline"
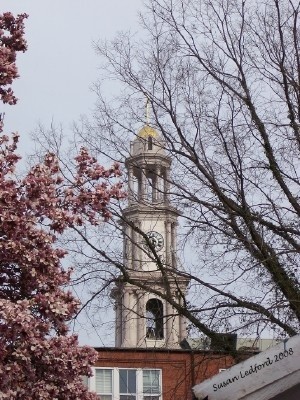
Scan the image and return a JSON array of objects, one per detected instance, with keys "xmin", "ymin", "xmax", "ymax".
[{"xmin": 93, "ymin": 346, "xmax": 244, "ymax": 356}]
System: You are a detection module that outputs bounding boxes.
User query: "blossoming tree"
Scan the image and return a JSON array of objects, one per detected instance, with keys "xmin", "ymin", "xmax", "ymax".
[
  {"xmin": 0, "ymin": 12, "xmax": 27, "ymax": 106},
  {"xmin": 0, "ymin": 12, "xmax": 125, "ymax": 399}
]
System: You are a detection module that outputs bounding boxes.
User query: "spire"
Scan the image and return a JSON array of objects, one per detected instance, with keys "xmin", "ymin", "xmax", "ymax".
[
  {"xmin": 136, "ymin": 96, "xmax": 158, "ymax": 139},
  {"xmin": 146, "ymin": 96, "xmax": 150, "ymax": 125}
]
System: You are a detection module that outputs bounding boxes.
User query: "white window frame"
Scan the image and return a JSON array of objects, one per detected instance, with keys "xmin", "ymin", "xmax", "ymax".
[
  {"xmin": 142, "ymin": 369, "xmax": 161, "ymax": 399},
  {"xmin": 119, "ymin": 368, "xmax": 137, "ymax": 399},
  {"xmin": 89, "ymin": 367, "xmax": 162, "ymax": 400},
  {"xmin": 92, "ymin": 368, "xmax": 114, "ymax": 399}
]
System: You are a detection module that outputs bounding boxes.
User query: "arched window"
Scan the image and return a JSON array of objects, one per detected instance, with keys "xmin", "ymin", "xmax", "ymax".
[
  {"xmin": 146, "ymin": 299, "xmax": 164, "ymax": 339},
  {"xmin": 147, "ymin": 136, "xmax": 153, "ymax": 150}
]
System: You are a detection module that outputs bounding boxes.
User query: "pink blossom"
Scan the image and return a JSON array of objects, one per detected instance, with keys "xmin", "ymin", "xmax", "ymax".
[
  {"xmin": 0, "ymin": 133, "xmax": 126, "ymax": 398},
  {"xmin": 0, "ymin": 13, "xmax": 27, "ymax": 105}
]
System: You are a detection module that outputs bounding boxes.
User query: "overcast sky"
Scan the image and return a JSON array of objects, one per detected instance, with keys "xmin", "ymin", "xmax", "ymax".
[
  {"xmin": 2, "ymin": 0, "xmax": 143, "ymax": 154},
  {"xmin": 1, "ymin": 0, "xmax": 143, "ymax": 345}
]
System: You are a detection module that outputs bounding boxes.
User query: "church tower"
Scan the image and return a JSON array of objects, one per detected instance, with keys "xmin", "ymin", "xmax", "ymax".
[{"xmin": 113, "ymin": 126, "xmax": 189, "ymax": 348}]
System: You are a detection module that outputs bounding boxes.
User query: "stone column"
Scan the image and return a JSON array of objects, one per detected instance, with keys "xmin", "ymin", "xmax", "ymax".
[
  {"xmin": 131, "ymin": 290, "xmax": 138, "ymax": 346},
  {"xmin": 132, "ymin": 222, "xmax": 137, "ymax": 270},
  {"xmin": 164, "ymin": 167, "xmax": 170, "ymax": 203},
  {"xmin": 124, "ymin": 224, "xmax": 132, "ymax": 268},
  {"xmin": 140, "ymin": 165, "xmax": 146, "ymax": 202},
  {"xmin": 122, "ymin": 288, "xmax": 137, "ymax": 347},
  {"xmin": 138, "ymin": 172, "xmax": 142, "ymax": 201},
  {"xmin": 171, "ymin": 222, "xmax": 177, "ymax": 268},
  {"xmin": 166, "ymin": 301, "xmax": 173, "ymax": 346},
  {"xmin": 137, "ymin": 292, "xmax": 145, "ymax": 345},
  {"xmin": 156, "ymin": 165, "xmax": 161, "ymax": 201},
  {"xmin": 165, "ymin": 221, "xmax": 172, "ymax": 266},
  {"xmin": 153, "ymin": 166, "xmax": 158, "ymax": 202},
  {"xmin": 137, "ymin": 221, "xmax": 143, "ymax": 270},
  {"xmin": 122, "ymin": 289, "xmax": 130, "ymax": 347},
  {"xmin": 128, "ymin": 165, "xmax": 134, "ymax": 204}
]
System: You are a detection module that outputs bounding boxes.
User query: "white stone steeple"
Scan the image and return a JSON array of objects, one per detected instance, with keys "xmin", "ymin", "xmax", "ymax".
[{"xmin": 113, "ymin": 125, "xmax": 189, "ymax": 348}]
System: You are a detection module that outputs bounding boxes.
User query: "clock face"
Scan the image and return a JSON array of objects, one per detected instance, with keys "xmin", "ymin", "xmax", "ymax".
[{"xmin": 145, "ymin": 231, "xmax": 164, "ymax": 252}]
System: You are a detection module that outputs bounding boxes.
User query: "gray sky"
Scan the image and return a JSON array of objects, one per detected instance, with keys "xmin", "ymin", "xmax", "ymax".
[
  {"xmin": 1, "ymin": 0, "xmax": 143, "ymax": 345},
  {"xmin": 2, "ymin": 0, "xmax": 143, "ymax": 154}
]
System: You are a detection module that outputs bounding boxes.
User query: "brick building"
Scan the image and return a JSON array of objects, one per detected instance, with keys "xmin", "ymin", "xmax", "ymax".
[{"xmin": 89, "ymin": 347, "xmax": 235, "ymax": 400}]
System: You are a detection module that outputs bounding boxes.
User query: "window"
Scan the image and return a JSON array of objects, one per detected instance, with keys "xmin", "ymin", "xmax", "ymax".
[
  {"xmin": 119, "ymin": 369, "xmax": 137, "ymax": 400},
  {"xmin": 95, "ymin": 369, "xmax": 113, "ymax": 400},
  {"xmin": 147, "ymin": 136, "xmax": 153, "ymax": 150},
  {"xmin": 89, "ymin": 368, "xmax": 162, "ymax": 400},
  {"xmin": 146, "ymin": 299, "xmax": 164, "ymax": 340},
  {"xmin": 143, "ymin": 370, "xmax": 161, "ymax": 400}
]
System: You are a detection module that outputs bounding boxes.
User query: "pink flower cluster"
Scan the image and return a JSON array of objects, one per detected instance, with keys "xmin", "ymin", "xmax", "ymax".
[
  {"xmin": 0, "ymin": 133, "xmax": 126, "ymax": 399},
  {"xmin": 0, "ymin": 12, "xmax": 28, "ymax": 105}
]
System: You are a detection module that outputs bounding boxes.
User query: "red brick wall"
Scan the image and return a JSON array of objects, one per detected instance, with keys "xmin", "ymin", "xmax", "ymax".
[{"xmin": 94, "ymin": 348, "xmax": 234, "ymax": 400}]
